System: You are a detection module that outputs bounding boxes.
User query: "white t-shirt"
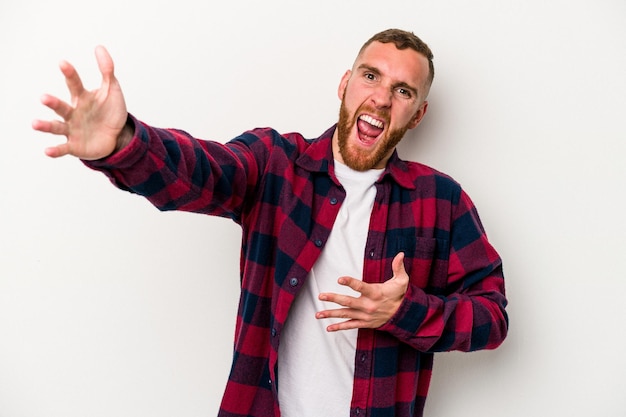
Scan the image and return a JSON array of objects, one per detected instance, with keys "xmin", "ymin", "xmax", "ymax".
[{"xmin": 277, "ymin": 160, "xmax": 383, "ymax": 417}]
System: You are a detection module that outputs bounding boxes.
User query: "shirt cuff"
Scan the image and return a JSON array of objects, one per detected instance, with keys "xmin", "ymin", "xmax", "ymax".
[{"xmin": 83, "ymin": 114, "xmax": 149, "ymax": 170}]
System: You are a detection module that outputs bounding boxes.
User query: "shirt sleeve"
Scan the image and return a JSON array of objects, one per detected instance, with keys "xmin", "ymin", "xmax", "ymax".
[
  {"xmin": 83, "ymin": 115, "xmax": 264, "ymax": 222},
  {"xmin": 378, "ymin": 190, "xmax": 509, "ymax": 353}
]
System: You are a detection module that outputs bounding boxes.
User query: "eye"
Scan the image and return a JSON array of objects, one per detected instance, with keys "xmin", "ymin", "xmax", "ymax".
[
  {"xmin": 364, "ymin": 72, "xmax": 377, "ymax": 81},
  {"xmin": 395, "ymin": 87, "xmax": 412, "ymax": 99}
]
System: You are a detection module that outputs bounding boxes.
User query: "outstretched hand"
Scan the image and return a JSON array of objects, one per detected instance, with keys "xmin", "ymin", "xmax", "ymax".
[
  {"xmin": 316, "ymin": 252, "xmax": 409, "ymax": 332},
  {"xmin": 32, "ymin": 46, "xmax": 130, "ymax": 160}
]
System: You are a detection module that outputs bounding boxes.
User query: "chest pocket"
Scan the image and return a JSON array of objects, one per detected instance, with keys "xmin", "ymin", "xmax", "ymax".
[{"xmin": 395, "ymin": 235, "xmax": 449, "ymax": 292}]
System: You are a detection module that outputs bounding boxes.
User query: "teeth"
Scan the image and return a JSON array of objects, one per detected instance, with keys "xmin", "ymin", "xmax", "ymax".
[{"xmin": 359, "ymin": 114, "xmax": 384, "ymax": 129}]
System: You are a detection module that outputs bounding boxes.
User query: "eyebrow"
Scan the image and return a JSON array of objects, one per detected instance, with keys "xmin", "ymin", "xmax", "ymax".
[{"xmin": 357, "ymin": 64, "xmax": 420, "ymax": 97}]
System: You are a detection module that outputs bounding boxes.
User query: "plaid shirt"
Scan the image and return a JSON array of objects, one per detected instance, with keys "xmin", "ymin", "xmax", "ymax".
[{"xmin": 87, "ymin": 116, "xmax": 508, "ymax": 417}]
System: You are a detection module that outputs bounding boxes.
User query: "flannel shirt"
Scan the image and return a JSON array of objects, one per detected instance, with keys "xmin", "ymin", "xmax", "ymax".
[{"xmin": 86, "ymin": 115, "xmax": 508, "ymax": 417}]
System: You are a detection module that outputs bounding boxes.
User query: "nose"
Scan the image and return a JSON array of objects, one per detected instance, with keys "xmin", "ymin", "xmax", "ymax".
[{"xmin": 370, "ymin": 84, "xmax": 392, "ymax": 109}]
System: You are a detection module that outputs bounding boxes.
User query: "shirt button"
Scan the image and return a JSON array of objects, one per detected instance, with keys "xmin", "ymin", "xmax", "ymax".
[
  {"xmin": 271, "ymin": 328, "xmax": 277, "ymax": 337},
  {"xmin": 314, "ymin": 239, "xmax": 323, "ymax": 247},
  {"xmin": 289, "ymin": 277, "xmax": 299, "ymax": 287},
  {"xmin": 360, "ymin": 354, "xmax": 367, "ymax": 362},
  {"xmin": 330, "ymin": 197, "xmax": 338, "ymax": 205},
  {"xmin": 355, "ymin": 408, "xmax": 361, "ymax": 416},
  {"xmin": 369, "ymin": 251, "xmax": 375, "ymax": 258}
]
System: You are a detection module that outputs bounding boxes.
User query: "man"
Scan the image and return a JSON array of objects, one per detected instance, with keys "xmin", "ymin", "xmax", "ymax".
[{"xmin": 33, "ymin": 29, "xmax": 508, "ymax": 417}]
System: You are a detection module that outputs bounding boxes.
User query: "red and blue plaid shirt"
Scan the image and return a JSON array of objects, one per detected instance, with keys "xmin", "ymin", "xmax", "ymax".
[{"xmin": 87, "ymin": 116, "xmax": 508, "ymax": 417}]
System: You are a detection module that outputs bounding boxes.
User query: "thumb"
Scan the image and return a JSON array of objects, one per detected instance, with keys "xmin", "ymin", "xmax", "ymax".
[{"xmin": 391, "ymin": 252, "xmax": 407, "ymax": 278}]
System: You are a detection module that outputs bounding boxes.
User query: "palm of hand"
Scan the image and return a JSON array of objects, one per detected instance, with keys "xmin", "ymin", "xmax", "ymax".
[{"xmin": 33, "ymin": 45, "xmax": 128, "ymax": 160}]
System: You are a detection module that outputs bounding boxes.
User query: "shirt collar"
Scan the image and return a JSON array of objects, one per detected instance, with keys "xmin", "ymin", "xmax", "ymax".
[{"xmin": 296, "ymin": 124, "xmax": 417, "ymax": 190}]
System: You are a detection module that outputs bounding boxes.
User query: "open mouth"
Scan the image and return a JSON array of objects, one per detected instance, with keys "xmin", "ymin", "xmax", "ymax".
[{"xmin": 356, "ymin": 114, "xmax": 385, "ymax": 145}]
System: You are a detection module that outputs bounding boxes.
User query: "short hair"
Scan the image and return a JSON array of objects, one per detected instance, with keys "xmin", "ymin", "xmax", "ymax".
[{"xmin": 358, "ymin": 28, "xmax": 435, "ymax": 89}]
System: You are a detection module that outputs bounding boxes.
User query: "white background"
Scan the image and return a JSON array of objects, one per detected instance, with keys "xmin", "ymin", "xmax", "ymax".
[{"xmin": 1, "ymin": 1, "xmax": 625, "ymax": 416}]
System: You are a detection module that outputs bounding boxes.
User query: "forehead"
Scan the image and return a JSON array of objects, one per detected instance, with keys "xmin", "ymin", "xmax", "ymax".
[{"xmin": 354, "ymin": 41, "xmax": 430, "ymax": 89}]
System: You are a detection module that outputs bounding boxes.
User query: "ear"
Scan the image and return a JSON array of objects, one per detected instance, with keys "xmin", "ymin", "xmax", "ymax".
[
  {"xmin": 337, "ymin": 70, "xmax": 351, "ymax": 100},
  {"xmin": 408, "ymin": 100, "xmax": 428, "ymax": 129}
]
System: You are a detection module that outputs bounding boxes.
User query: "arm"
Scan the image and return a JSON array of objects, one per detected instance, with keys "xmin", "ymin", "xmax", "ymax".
[
  {"xmin": 32, "ymin": 46, "xmax": 130, "ymax": 160},
  {"xmin": 84, "ymin": 118, "xmax": 262, "ymax": 219},
  {"xmin": 383, "ymin": 190, "xmax": 508, "ymax": 352},
  {"xmin": 317, "ymin": 191, "xmax": 508, "ymax": 353},
  {"xmin": 379, "ymin": 263, "xmax": 507, "ymax": 353},
  {"xmin": 33, "ymin": 47, "xmax": 262, "ymax": 220}
]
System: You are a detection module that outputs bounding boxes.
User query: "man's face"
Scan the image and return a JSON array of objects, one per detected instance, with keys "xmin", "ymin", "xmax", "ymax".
[{"xmin": 333, "ymin": 41, "xmax": 430, "ymax": 171}]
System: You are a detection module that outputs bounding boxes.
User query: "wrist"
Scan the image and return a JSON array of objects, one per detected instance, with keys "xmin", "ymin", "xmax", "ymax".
[{"xmin": 113, "ymin": 115, "xmax": 134, "ymax": 154}]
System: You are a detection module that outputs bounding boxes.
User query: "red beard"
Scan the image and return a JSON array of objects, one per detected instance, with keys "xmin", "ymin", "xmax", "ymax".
[{"xmin": 336, "ymin": 99, "xmax": 409, "ymax": 171}]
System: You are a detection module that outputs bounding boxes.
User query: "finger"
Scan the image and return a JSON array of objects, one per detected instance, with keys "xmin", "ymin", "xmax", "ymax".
[
  {"xmin": 316, "ymin": 309, "xmax": 370, "ymax": 332},
  {"xmin": 325, "ymin": 319, "xmax": 366, "ymax": 332},
  {"xmin": 95, "ymin": 45, "xmax": 115, "ymax": 88},
  {"xmin": 318, "ymin": 291, "xmax": 357, "ymax": 308},
  {"xmin": 40, "ymin": 94, "xmax": 73, "ymax": 120},
  {"xmin": 59, "ymin": 59, "xmax": 85, "ymax": 99},
  {"xmin": 31, "ymin": 119, "xmax": 69, "ymax": 136},
  {"xmin": 316, "ymin": 306, "xmax": 359, "ymax": 320},
  {"xmin": 44, "ymin": 142, "xmax": 71, "ymax": 158},
  {"xmin": 337, "ymin": 276, "xmax": 370, "ymax": 296},
  {"xmin": 391, "ymin": 252, "xmax": 407, "ymax": 277}
]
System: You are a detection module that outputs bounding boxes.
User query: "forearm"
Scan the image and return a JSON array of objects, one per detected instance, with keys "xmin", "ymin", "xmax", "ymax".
[
  {"xmin": 378, "ymin": 188, "xmax": 509, "ymax": 353},
  {"xmin": 379, "ymin": 272, "xmax": 508, "ymax": 353},
  {"xmin": 83, "ymin": 115, "xmax": 258, "ymax": 218}
]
